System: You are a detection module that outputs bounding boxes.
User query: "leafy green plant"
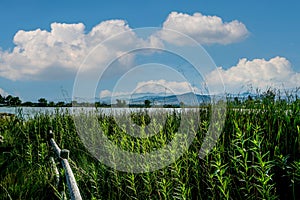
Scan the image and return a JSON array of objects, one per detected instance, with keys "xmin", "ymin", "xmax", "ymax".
[{"xmin": 0, "ymin": 90, "xmax": 300, "ymax": 199}]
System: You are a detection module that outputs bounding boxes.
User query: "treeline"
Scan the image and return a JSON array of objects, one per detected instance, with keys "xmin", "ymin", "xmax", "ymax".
[
  {"xmin": 0, "ymin": 94, "xmax": 128, "ymax": 108},
  {"xmin": 0, "ymin": 95, "xmax": 22, "ymax": 106},
  {"xmin": 0, "ymin": 94, "xmax": 177, "ymax": 108},
  {"xmin": 1, "ymin": 89, "xmax": 298, "ymax": 108},
  {"xmin": 0, "ymin": 94, "xmax": 72, "ymax": 107}
]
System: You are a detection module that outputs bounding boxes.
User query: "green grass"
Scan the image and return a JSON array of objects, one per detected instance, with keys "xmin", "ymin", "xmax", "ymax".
[{"xmin": 0, "ymin": 93, "xmax": 300, "ymax": 199}]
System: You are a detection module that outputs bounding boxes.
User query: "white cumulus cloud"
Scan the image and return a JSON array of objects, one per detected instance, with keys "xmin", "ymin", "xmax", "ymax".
[
  {"xmin": 158, "ymin": 12, "xmax": 249, "ymax": 45},
  {"xmin": 0, "ymin": 20, "xmax": 158, "ymax": 81},
  {"xmin": 0, "ymin": 12, "xmax": 249, "ymax": 81},
  {"xmin": 206, "ymin": 56, "xmax": 300, "ymax": 93}
]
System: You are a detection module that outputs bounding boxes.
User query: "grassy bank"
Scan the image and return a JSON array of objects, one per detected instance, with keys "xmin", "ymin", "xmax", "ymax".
[{"xmin": 0, "ymin": 95, "xmax": 300, "ymax": 199}]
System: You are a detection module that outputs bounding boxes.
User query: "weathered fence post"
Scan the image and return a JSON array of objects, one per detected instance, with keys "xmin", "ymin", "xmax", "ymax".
[
  {"xmin": 60, "ymin": 149, "xmax": 82, "ymax": 200},
  {"xmin": 49, "ymin": 130, "xmax": 82, "ymax": 200},
  {"xmin": 49, "ymin": 156, "xmax": 60, "ymax": 187},
  {"xmin": 49, "ymin": 130, "xmax": 61, "ymax": 156}
]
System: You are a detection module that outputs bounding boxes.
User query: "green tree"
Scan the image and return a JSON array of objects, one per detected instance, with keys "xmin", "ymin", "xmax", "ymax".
[
  {"xmin": 116, "ymin": 99, "xmax": 126, "ymax": 107},
  {"xmin": 38, "ymin": 98, "xmax": 48, "ymax": 107},
  {"xmin": 71, "ymin": 100, "xmax": 78, "ymax": 106},
  {"xmin": 56, "ymin": 101, "xmax": 65, "ymax": 107},
  {"xmin": 22, "ymin": 101, "xmax": 34, "ymax": 107},
  {"xmin": 0, "ymin": 94, "xmax": 5, "ymax": 104},
  {"xmin": 11, "ymin": 96, "xmax": 22, "ymax": 106},
  {"xmin": 48, "ymin": 101, "xmax": 55, "ymax": 107},
  {"xmin": 2, "ymin": 95, "xmax": 21, "ymax": 106},
  {"xmin": 5, "ymin": 95, "xmax": 13, "ymax": 106},
  {"xmin": 144, "ymin": 99, "xmax": 151, "ymax": 108}
]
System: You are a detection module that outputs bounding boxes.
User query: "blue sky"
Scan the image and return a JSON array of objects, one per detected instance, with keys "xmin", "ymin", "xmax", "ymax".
[{"xmin": 0, "ymin": 0, "xmax": 299, "ymax": 102}]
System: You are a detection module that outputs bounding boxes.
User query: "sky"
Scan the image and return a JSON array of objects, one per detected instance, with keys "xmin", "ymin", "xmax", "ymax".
[{"xmin": 0, "ymin": 0, "xmax": 300, "ymax": 102}]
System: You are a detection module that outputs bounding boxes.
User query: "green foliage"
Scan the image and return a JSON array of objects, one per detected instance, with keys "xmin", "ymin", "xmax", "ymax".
[
  {"xmin": 130, "ymin": 110, "xmax": 151, "ymax": 126},
  {"xmin": 144, "ymin": 100, "xmax": 151, "ymax": 108},
  {"xmin": 0, "ymin": 91, "xmax": 300, "ymax": 199},
  {"xmin": 38, "ymin": 98, "xmax": 48, "ymax": 107},
  {"xmin": 0, "ymin": 94, "xmax": 22, "ymax": 106}
]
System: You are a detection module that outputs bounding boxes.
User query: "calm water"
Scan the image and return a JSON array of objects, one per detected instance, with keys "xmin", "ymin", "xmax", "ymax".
[
  {"xmin": 0, "ymin": 107, "xmax": 68, "ymax": 118},
  {"xmin": 0, "ymin": 107, "xmax": 185, "ymax": 118}
]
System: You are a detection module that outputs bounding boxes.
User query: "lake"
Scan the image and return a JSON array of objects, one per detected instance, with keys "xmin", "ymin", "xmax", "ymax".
[{"xmin": 0, "ymin": 107, "xmax": 187, "ymax": 119}]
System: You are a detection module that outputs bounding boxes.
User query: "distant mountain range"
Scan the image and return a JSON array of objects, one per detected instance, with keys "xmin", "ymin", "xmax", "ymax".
[
  {"xmin": 67, "ymin": 89, "xmax": 300, "ymax": 106},
  {"xmin": 98, "ymin": 92, "xmax": 211, "ymax": 106}
]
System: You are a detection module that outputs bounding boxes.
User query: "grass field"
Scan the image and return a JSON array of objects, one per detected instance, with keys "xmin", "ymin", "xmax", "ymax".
[{"xmin": 0, "ymin": 92, "xmax": 300, "ymax": 199}]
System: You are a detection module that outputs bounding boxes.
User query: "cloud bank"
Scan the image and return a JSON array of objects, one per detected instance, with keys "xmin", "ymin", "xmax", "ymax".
[
  {"xmin": 2, "ymin": 12, "xmax": 298, "ymax": 94},
  {"xmin": 0, "ymin": 20, "xmax": 151, "ymax": 80},
  {"xmin": 206, "ymin": 56, "xmax": 300, "ymax": 93},
  {"xmin": 0, "ymin": 12, "xmax": 249, "ymax": 81}
]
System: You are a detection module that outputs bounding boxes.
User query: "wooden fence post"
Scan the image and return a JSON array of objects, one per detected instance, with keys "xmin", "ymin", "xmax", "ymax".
[{"xmin": 49, "ymin": 130, "xmax": 82, "ymax": 200}]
